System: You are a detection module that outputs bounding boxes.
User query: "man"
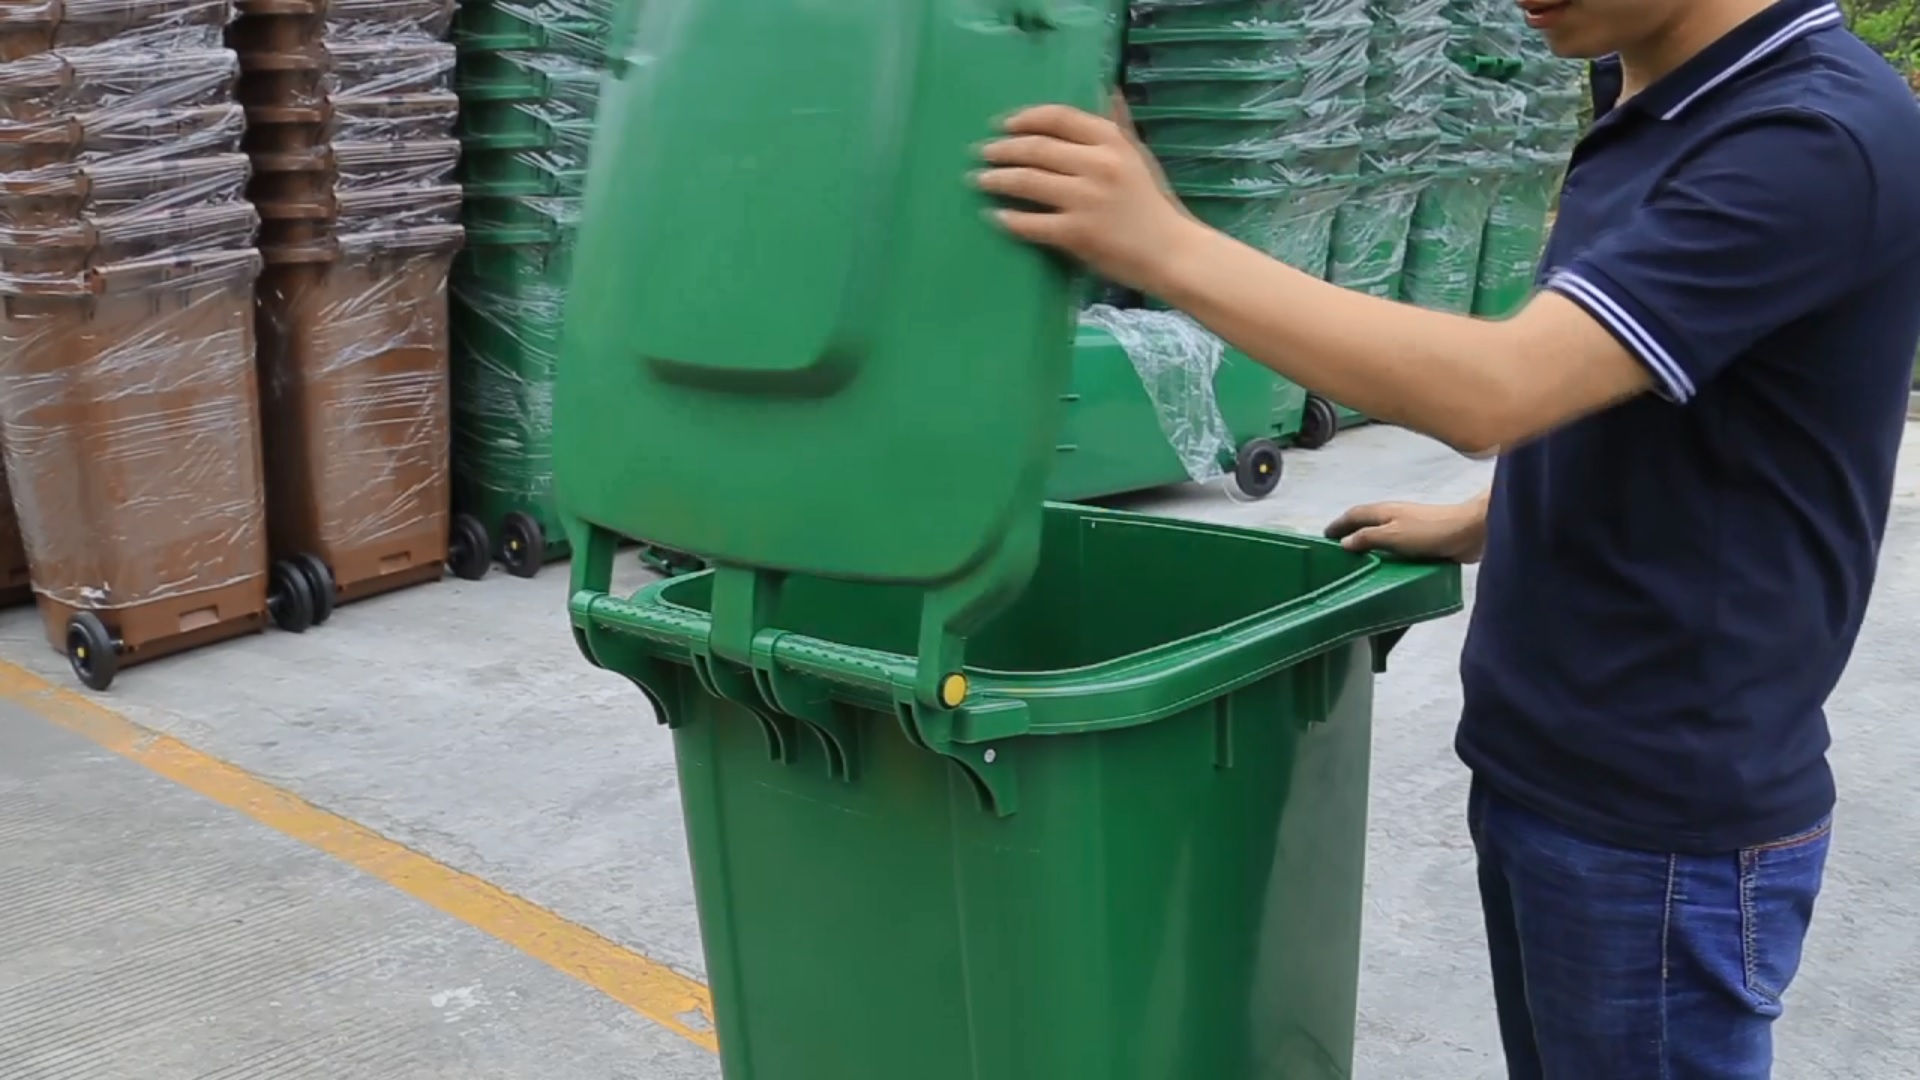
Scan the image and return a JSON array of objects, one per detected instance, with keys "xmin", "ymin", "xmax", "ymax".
[{"xmin": 976, "ymin": 0, "xmax": 1920, "ymax": 1076}]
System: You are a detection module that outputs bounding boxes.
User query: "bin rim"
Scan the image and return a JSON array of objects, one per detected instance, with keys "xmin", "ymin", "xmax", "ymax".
[{"xmin": 578, "ymin": 506, "xmax": 1463, "ymax": 737}]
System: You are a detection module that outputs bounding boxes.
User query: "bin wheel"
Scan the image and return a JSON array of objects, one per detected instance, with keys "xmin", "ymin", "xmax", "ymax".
[
  {"xmin": 66, "ymin": 612, "xmax": 120, "ymax": 692},
  {"xmin": 268, "ymin": 560, "xmax": 316, "ymax": 634},
  {"xmin": 447, "ymin": 513, "xmax": 492, "ymax": 581},
  {"xmin": 1296, "ymin": 395, "xmax": 1338, "ymax": 451},
  {"xmin": 498, "ymin": 512, "xmax": 546, "ymax": 579},
  {"xmin": 1233, "ymin": 438, "xmax": 1284, "ymax": 499},
  {"xmin": 292, "ymin": 553, "xmax": 335, "ymax": 626}
]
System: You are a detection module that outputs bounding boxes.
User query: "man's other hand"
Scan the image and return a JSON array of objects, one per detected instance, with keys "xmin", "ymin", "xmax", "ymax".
[{"xmin": 1325, "ymin": 498, "xmax": 1490, "ymax": 564}]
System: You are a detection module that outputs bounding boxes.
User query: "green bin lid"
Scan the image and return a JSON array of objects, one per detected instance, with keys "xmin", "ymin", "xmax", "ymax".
[{"xmin": 554, "ymin": 0, "xmax": 1123, "ymax": 710}]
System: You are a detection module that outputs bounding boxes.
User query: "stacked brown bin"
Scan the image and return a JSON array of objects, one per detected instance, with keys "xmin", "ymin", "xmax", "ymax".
[
  {"xmin": 0, "ymin": 0, "xmax": 323, "ymax": 691},
  {"xmin": 231, "ymin": 0, "xmax": 491, "ymax": 607}
]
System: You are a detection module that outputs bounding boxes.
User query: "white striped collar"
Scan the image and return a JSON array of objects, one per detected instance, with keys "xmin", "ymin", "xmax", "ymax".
[{"xmin": 1662, "ymin": 2, "xmax": 1845, "ymax": 119}]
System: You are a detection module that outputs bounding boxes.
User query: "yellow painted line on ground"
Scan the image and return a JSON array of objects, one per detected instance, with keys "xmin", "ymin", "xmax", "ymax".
[{"xmin": 0, "ymin": 660, "xmax": 719, "ymax": 1052}]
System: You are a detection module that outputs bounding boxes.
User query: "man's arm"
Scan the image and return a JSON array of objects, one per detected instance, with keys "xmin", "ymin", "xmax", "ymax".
[
  {"xmin": 1150, "ymin": 233, "xmax": 1647, "ymax": 454},
  {"xmin": 978, "ymin": 104, "xmax": 1875, "ymax": 452}
]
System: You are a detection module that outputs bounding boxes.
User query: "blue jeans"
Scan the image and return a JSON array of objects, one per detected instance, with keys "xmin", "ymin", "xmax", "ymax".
[{"xmin": 1469, "ymin": 779, "xmax": 1830, "ymax": 1079}]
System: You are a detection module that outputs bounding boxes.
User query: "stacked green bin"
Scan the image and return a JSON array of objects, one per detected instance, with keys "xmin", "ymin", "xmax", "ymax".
[
  {"xmin": 1329, "ymin": 0, "xmax": 1447, "ymax": 301},
  {"xmin": 1471, "ymin": 25, "xmax": 1584, "ymax": 317},
  {"xmin": 1308, "ymin": 0, "xmax": 1449, "ymax": 447},
  {"xmin": 448, "ymin": 0, "xmax": 608, "ymax": 577},
  {"xmin": 1123, "ymin": 0, "xmax": 1365, "ymax": 455},
  {"xmin": 555, "ymin": 4, "xmax": 1465, "ymax": 1076},
  {"xmin": 1126, "ymin": 0, "xmax": 1369, "ymax": 280},
  {"xmin": 1396, "ymin": 3, "xmax": 1525, "ymax": 314}
]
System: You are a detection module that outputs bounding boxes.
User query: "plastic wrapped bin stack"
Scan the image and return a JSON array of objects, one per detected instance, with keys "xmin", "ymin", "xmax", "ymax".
[
  {"xmin": 446, "ymin": 0, "xmax": 608, "ymax": 578},
  {"xmin": 1301, "ymin": 0, "xmax": 1450, "ymax": 448},
  {"xmin": 0, "ymin": 0, "xmax": 331, "ymax": 690},
  {"xmin": 1327, "ymin": 0, "xmax": 1447, "ymax": 300},
  {"xmin": 1396, "ymin": 0, "xmax": 1525, "ymax": 314},
  {"xmin": 1124, "ymin": 0, "xmax": 1369, "ymax": 280},
  {"xmin": 1471, "ymin": 17, "xmax": 1584, "ymax": 317},
  {"xmin": 230, "ymin": 0, "xmax": 488, "ymax": 605}
]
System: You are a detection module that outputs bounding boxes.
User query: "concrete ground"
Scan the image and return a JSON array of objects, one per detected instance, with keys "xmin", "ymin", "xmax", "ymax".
[{"xmin": 0, "ymin": 422, "xmax": 1914, "ymax": 1079}]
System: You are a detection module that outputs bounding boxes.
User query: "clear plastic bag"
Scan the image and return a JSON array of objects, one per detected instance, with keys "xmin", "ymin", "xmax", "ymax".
[{"xmin": 1081, "ymin": 303, "xmax": 1235, "ymax": 484}]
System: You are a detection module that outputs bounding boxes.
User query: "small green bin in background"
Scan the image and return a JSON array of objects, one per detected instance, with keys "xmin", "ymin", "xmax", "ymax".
[
  {"xmin": 571, "ymin": 504, "xmax": 1461, "ymax": 1080},
  {"xmin": 1048, "ymin": 315, "xmax": 1306, "ymax": 503}
]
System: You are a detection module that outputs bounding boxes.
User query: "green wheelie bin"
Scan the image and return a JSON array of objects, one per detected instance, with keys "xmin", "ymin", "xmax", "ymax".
[{"xmin": 554, "ymin": 2, "xmax": 1463, "ymax": 1077}]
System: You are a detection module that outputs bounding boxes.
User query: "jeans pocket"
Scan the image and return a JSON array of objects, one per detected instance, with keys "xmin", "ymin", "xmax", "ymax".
[{"xmin": 1738, "ymin": 817, "xmax": 1832, "ymax": 1006}]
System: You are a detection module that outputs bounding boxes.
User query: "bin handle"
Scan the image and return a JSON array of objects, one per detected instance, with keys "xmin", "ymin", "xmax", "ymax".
[{"xmin": 578, "ymin": 555, "xmax": 1458, "ymax": 714}]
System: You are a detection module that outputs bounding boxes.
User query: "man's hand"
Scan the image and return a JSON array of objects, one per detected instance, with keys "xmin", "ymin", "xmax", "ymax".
[
  {"xmin": 975, "ymin": 104, "xmax": 1202, "ymax": 295},
  {"xmin": 1325, "ymin": 494, "xmax": 1491, "ymax": 564}
]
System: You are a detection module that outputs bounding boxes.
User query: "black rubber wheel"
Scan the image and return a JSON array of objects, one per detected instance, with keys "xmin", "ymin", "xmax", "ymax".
[
  {"xmin": 1296, "ymin": 395, "xmax": 1339, "ymax": 451},
  {"xmin": 66, "ymin": 612, "xmax": 119, "ymax": 692},
  {"xmin": 1233, "ymin": 438, "xmax": 1284, "ymax": 499},
  {"xmin": 447, "ymin": 512, "xmax": 492, "ymax": 581},
  {"xmin": 498, "ymin": 511, "xmax": 547, "ymax": 579},
  {"xmin": 268, "ymin": 559, "xmax": 316, "ymax": 634},
  {"xmin": 292, "ymin": 553, "xmax": 335, "ymax": 626}
]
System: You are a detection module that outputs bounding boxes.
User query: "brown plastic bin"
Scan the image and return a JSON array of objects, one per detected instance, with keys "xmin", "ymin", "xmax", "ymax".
[
  {"xmin": 230, "ymin": 0, "xmax": 455, "ymax": 45},
  {"xmin": 253, "ymin": 183, "xmax": 458, "ymax": 244},
  {"xmin": 247, "ymin": 137, "xmax": 457, "ymax": 200},
  {"xmin": 0, "ymin": 0, "xmax": 230, "ymax": 61},
  {"xmin": 0, "ymin": 464, "xmax": 33, "ymax": 606},
  {"xmin": 235, "ymin": 42, "xmax": 453, "ymax": 108},
  {"xmin": 0, "ymin": 153, "xmax": 250, "ymax": 226},
  {"xmin": 255, "ymin": 223, "xmax": 484, "ymax": 604},
  {"xmin": 0, "ymin": 47, "xmax": 239, "ymax": 122},
  {"xmin": 0, "ymin": 248, "xmax": 323, "ymax": 690},
  {"xmin": 0, "ymin": 103, "xmax": 246, "ymax": 171},
  {"xmin": 241, "ymin": 90, "xmax": 456, "ymax": 151},
  {"xmin": 0, "ymin": 198, "xmax": 257, "ymax": 277}
]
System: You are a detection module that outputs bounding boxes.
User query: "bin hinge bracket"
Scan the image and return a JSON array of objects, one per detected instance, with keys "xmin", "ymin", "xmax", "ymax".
[
  {"xmin": 1370, "ymin": 629, "xmax": 1409, "ymax": 674},
  {"xmin": 689, "ymin": 645, "xmax": 801, "ymax": 765},
  {"xmin": 752, "ymin": 641, "xmax": 861, "ymax": 784},
  {"xmin": 894, "ymin": 695, "xmax": 1026, "ymax": 818},
  {"xmin": 571, "ymin": 601, "xmax": 682, "ymax": 729}
]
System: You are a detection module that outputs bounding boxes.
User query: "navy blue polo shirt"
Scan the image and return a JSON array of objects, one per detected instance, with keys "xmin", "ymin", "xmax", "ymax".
[{"xmin": 1458, "ymin": 0, "xmax": 1920, "ymax": 854}]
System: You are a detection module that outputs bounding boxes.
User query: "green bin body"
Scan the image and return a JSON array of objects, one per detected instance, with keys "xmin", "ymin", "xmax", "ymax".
[
  {"xmin": 572, "ymin": 504, "xmax": 1461, "ymax": 1080},
  {"xmin": 559, "ymin": 7, "xmax": 1463, "ymax": 1075}
]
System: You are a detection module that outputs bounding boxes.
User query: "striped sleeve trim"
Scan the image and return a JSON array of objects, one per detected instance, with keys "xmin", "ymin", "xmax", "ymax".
[{"xmin": 1545, "ymin": 269, "xmax": 1697, "ymax": 403}]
